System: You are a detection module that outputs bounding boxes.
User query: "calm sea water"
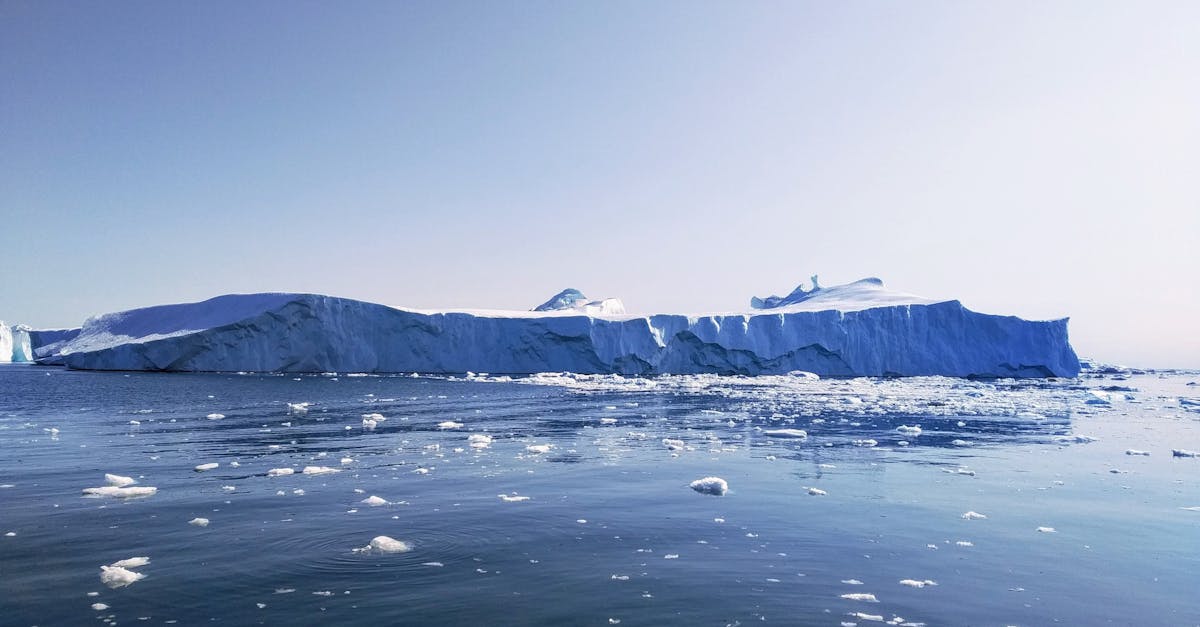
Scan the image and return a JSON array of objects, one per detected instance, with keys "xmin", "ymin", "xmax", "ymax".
[{"xmin": 1, "ymin": 365, "xmax": 1197, "ymax": 626}]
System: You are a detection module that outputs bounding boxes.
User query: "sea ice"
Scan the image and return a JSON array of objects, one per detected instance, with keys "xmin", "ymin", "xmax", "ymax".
[
  {"xmin": 361, "ymin": 496, "xmax": 388, "ymax": 507},
  {"xmin": 961, "ymin": 511, "xmax": 987, "ymax": 520},
  {"xmin": 354, "ymin": 535, "xmax": 412, "ymax": 554},
  {"xmin": 526, "ymin": 444, "xmax": 552, "ymax": 454},
  {"xmin": 468, "ymin": 434, "xmax": 493, "ymax": 449},
  {"xmin": 437, "ymin": 421, "xmax": 464, "ymax": 429},
  {"xmin": 194, "ymin": 463, "xmax": 219, "ymax": 472},
  {"xmin": 764, "ymin": 429, "xmax": 808, "ymax": 438},
  {"xmin": 100, "ymin": 562, "xmax": 148, "ymax": 588},
  {"xmin": 898, "ymin": 579, "xmax": 937, "ymax": 588},
  {"xmin": 287, "ymin": 402, "xmax": 310, "ymax": 413},
  {"xmin": 267, "ymin": 468, "xmax": 295, "ymax": 476},
  {"xmin": 840, "ymin": 593, "xmax": 879, "ymax": 602},
  {"xmin": 105, "ymin": 474, "xmax": 135, "ymax": 487},
  {"xmin": 498, "ymin": 494, "xmax": 530, "ymax": 502},
  {"xmin": 852, "ymin": 439, "xmax": 878, "ymax": 447},
  {"xmin": 91, "ymin": 603, "xmax": 109, "ymax": 611},
  {"xmin": 83, "ymin": 486, "xmax": 157, "ymax": 498},
  {"xmin": 302, "ymin": 466, "xmax": 340, "ymax": 475},
  {"xmin": 206, "ymin": 413, "xmax": 225, "ymax": 420},
  {"xmin": 689, "ymin": 477, "xmax": 729, "ymax": 496},
  {"xmin": 895, "ymin": 425, "xmax": 922, "ymax": 435},
  {"xmin": 189, "ymin": 517, "xmax": 210, "ymax": 527},
  {"xmin": 1036, "ymin": 526, "xmax": 1056, "ymax": 533},
  {"xmin": 807, "ymin": 487, "xmax": 827, "ymax": 496}
]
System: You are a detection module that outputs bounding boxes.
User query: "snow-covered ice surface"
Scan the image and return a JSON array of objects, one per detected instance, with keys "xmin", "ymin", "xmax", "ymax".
[
  {"xmin": 31, "ymin": 279, "xmax": 1079, "ymax": 377},
  {"xmin": 0, "ymin": 364, "xmax": 1197, "ymax": 625}
]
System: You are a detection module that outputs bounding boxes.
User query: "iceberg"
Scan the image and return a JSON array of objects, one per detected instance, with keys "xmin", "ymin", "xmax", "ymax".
[
  {"xmin": 31, "ymin": 278, "xmax": 1080, "ymax": 377},
  {"xmin": 533, "ymin": 288, "xmax": 625, "ymax": 315}
]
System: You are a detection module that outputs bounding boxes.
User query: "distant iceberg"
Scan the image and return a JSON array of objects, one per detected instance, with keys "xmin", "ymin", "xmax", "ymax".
[{"xmin": 28, "ymin": 278, "xmax": 1080, "ymax": 377}]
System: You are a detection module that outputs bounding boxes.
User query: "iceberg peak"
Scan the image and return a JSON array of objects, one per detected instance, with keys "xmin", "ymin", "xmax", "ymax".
[{"xmin": 533, "ymin": 289, "xmax": 625, "ymax": 315}]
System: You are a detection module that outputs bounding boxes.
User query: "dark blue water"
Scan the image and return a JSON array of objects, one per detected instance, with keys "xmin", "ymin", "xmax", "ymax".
[{"xmin": 1, "ymin": 365, "xmax": 1198, "ymax": 626}]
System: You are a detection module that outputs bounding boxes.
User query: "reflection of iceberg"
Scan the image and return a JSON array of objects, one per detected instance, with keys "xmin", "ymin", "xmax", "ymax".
[{"xmin": 31, "ymin": 278, "xmax": 1080, "ymax": 377}]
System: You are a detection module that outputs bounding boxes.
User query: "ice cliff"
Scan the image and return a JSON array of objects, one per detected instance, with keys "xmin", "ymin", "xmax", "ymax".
[
  {"xmin": 0, "ymin": 322, "xmax": 34, "ymax": 363},
  {"xmin": 30, "ymin": 279, "xmax": 1081, "ymax": 377}
]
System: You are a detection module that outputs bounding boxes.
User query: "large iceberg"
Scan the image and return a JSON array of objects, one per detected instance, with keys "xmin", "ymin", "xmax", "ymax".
[
  {"xmin": 0, "ymin": 321, "xmax": 34, "ymax": 363},
  {"xmin": 31, "ymin": 279, "xmax": 1080, "ymax": 377}
]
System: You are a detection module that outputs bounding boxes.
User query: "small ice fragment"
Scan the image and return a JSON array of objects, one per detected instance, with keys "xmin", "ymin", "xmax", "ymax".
[
  {"xmin": 312, "ymin": 591, "xmax": 333, "ymax": 596},
  {"xmin": 362, "ymin": 496, "xmax": 388, "ymax": 507},
  {"xmin": 341, "ymin": 458, "xmax": 353, "ymax": 464},
  {"xmin": 807, "ymin": 487, "xmax": 827, "ymax": 496},
  {"xmin": 610, "ymin": 574, "xmax": 629, "ymax": 581},
  {"xmin": 413, "ymin": 467, "xmax": 430, "ymax": 475},
  {"xmin": 898, "ymin": 579, "xmax": 937, "ymax": 588},
  {"xmin": 206, "ymin": 413, "xmax": 225, "ymax": 420},
  {"xmin": 111, "ymin": 557, "xmax": 149, "ymax": 569},
  {"xmin": 955, "ymin": 540, "xmax": 974, "ymax": 547},
  {"xmin": 600, "ymin": 417, "xmax": 617, "ymax": 424},
  {"xmin": 257, "ymin": 603, "xmax": 266, "ymax": 609},
  {"xmin": 129, "ymin": 420, "xmax": 141, "ymax": 425},
  {"xmin": 91, "ymin": 602, "xmax": 109, "ymax": 611},
  {"xmin": 83, "ymin": 486, "xmax": 157, "ymax": 498},
  {"xmin": 498, "ymin": 494, "xmax": 530, "ymax": 502},
  {"xmin": 852, "ymin": 439, "xmax": 878, "ymax": 447},
  {"xmin": 1172, "ymin": 449, "xmax": 1198, "ymax": 458},
  {"xmin": 194, "ymin": 463, "xmax": 219, "ymax": 472},
  {"xmin": 961, "ymin": 511, "xmax": 987, "ymax": 520},
  {"xmin": 105, "ymin": 474, "xmax": 135, "ymax": 487},
  {"xmin": 1036, "ymin": 526, "xmax": 1057, "ymax": 533},
  {"xmin": 302, "ymin": 466, "xmax": 340, "ymax": 475},
  {"xmin": 437, "ymin": 421, "xmax": 464, "ymax": 429},
  {"xmin": 267, "ymin": 468, "xmax": 294, "ymax": 477},
  {"xmin": 1125, "ymin": 449, "xmax": 1150, "ymax": 456},
  {"xmin": 764, "ymin": 429, "xmax": 807, "ymax": 438},
  {"xmin": 951, "ymin": 439, "xmax": 970, "ymax": 447},
  {"xmin": 664, "ymin": 554, "xmax": 679, "ymax": 559},
  {"xmin": 850, "ymin": 613, "xmax": 884, "ymax": 622},
  {"xmin": 842, "ymin": 579, "xmax": 863, "ymax": 585},
  {"xmin": 577, "ymin": 519, "xmax": 587, "ymax": 524},
  {"xmin": 662, "ymin": 438, "xmax": 685, "ymax": 451},
  {"xmin": 287, "ymin": 402, "xmax": 310, "ymax": 413},
  {"xmin": 689, "ymin": 477, "xmax": 729, "ymax": 496},
  {"xmin": 100, "ymin": 565, "xmax": 146, "ymax": 588},
  {"xmin": 189, "ymin": 517, "xmax": 210, "ymax": 527},
  {"xmin": 840, "ymin": 593, "xmax": 879, "ymax": 602},
  {"xmin": 896, "ymin": 425, "xmax": 922, "ymax": 436},
  {"xmin": 354, "ymin": 535, "xmax": 411, "ymax": 554},
  {"xmin": 222, "ymin": 485, "xmax": 236, "ymax": 492},
  {"xmin": 526, "ymin": 444, "xmax": 552, "ymax": 454},
  {"xmin": 5, "ymin": 531, "xmax": 14, "ymax": 537},
  {"xmin": 468, "ymin": 434, "xmax": 493, "ymax": 449},
  {"xmin": 422, "ymin": 561, "xmax": 444, "ymax": 567}
]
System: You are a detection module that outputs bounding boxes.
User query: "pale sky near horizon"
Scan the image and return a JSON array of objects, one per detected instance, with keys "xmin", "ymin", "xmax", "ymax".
[{"xmin": 2, "ymin": 1, "xmax": 1197, "ymax": 368}]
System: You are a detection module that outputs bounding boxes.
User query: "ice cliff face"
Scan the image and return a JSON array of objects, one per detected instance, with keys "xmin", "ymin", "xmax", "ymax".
[
  {"xmin": 35, "ymin": 281, "xmax": 1081, "ymax": 377},
  {"xmin": 0, "ymin": 322, "xmax": 34, "ymax": 363}
]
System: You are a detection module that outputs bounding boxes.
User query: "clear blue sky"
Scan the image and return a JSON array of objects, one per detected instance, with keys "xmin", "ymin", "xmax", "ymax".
[{"xmin": 2, "ymin": 1, "xmax": 1197, "ymax": 368}]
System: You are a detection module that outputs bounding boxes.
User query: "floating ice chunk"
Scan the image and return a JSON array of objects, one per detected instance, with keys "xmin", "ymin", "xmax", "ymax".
[
  {"xmin": 1125, "ymin": 449, "xmax": 1150, "ymax": 456},
  {"xmin": 807, "ymin": 487, "xmax": 827, "ymax": 496},
  {"xmin": 852, "ymin": 439, "xmax": 878, "ymax": 447},
  {"xmin": 302, "ymin": 466, "xmax": 340, "ymax": 475},
  {"xmin": 468, "ymin": 434, "xmax": 493, "ymax": 449},
  {"xmin": 955, "ymin": 540, "xmax": 974, "ymax": 547},
  {"xmin": 361, "ymin": 496, "xmax": 388, "ymax": 507},
  {"xmin": 437, "ymin": 421, "xmax": 464, "ymax": 429},
  {"xmin": 600, "ymin": 417, "xmax": 618, "ymax": 424},
  {"xmin": 111, "ymin": 557, "xmax": 149, "ymax": 569},
  {"xmin": 664, "ymin": 554, "xmax": 679, "ymax": 559},
  {"xmin": 222, "ymin": 485, "xmax": 236, "ymax": 492},
  {"xmin": 662, "ymin": 438, "xmax": 685, "ymax": 451},
  {"xmin": 194, "ymin": 463, "xmax": 219, "ymax": 472},
  {"xmin": 83, "ymin": 486, "xmax": 157, "ymax": 498},
  {"xmin": 100, "ymin": 565, "xmax": 145, "ymax": 588},
  {"xmin": 362, "ymin": 417, "xmax": 378, "ymax": 429},
  {"xmin": 422, "ymin": 561, "xmax": 444, "ymax": 567},
  {"xmin": 689, "ymin": 476, "xmax": 729, "ymax": 496},
  {"xmin": 91, "ymin": 603, "xmax": 109, "ymax": 611},
  {"xmin": 1053, "ymin": 434, "xmax": 1098, "ymax": 444},
  {"xmin": 764, "ymin": 429, "xmax": 808, "ymax": 438},
  {"xmin": 898, "ymin": 579, "xmax": 937, "ymax": 588},
  {"xmin": 950, "ymin": 439, "xmax": 970, "ymax": 447},
  {"xmin": 267, "ymin": 468, "xmax": 294, "ymax": 477},
  {"xmin": 840, "ymin": 593, "xmax": 879, "ymax": 602},
  {"xmin": 842, "ymin": 579, "xmax": 863, "ymax": 585},
  {"xmin": 206, "ymin": 413, "xmax": 225, "ymax": 420},
  {"xmin": 498, "ymin": 494, "xmax": 530, "ymax": 502},
  {"xmin": 287, "ymin": 402, "xmax": 310, "ymax": 413},
  {"xmin": 362, "ymin": 413, "xmax": 385, "ymax": 421},
  {"xmin": 189, "ymin": 517, "xmax": 210, "ymax": 527},
  {"xmin": 610, "ymin": 574, "xmax": 630, "ymax": 581},
  {"xmin": 850, "ymin": 613, "xmax": 884, "ymax": 622},
  {"xmin": 354, "ymin": 535, "xmax": 411, "ymax": 554},
  {"xmin": 1036, "ymin": 526, "xmax": 1056, "ymax": 533},
  {"xmin": 105, "ymin": 474, "xmax": 135, "ymax": 487},
  {"xmin": 413, "ymin": 467, "xmax": 430, "ymax": 474},
  {"xmin": 896, "ymin": 425, "xmax": 922, "ymax": 436},
  {"xmin": 341, "ymin": 458, "xmax": 354, "ymax": 464},
  {"xmin": 961, "ymin": 511, "xmax": 987, "ymax": 520},
  {"xmin": 1172, "ymin": 449, "xmax": 1198, "ymax": 458},
  {"xmin": 526, "ymin": 444, "xmax": 552, "ymax": 454}
]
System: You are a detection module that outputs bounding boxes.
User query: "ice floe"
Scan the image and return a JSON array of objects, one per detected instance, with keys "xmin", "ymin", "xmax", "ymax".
[
  {"xmin": 689, "ymin": 476, "xmax": 729, "ymax": 496},
  {"xmin": 898, "ymin": 579, "xmax": 937, "ymax": 588},
  {"xmin": 302, "ymin": 466, "xmax": 340, "ymax": 475},
  {"xmin": 961, "ymin": 511, "xmax": 987, "ymax": 520},
  {"xmin": 189, "ymin": 517, "xmax": 210, "ymax": 527},
  {"xmin": 895, "ymin": 425, "xmax": 922, "ymax": 436},
  {"xmin": 764, "ymin": 429, "xmax": 808, "ymax": 438},
  {"xmin": 1036, "ymin": 526, "xmax": 1056, "ymax": 533},
  {"xmin": 498, "ymin": 494, "xmax": 530, "ymax": 502},
  {"xmin": 104, "ymin": 474, "xmax": 135, "ymax": 487},
  {"xmin": 354, "ymin": 535, "xmax": 412, "ymax": 554},
  {"xmin": 100, "ymin": 557, "xmax": 149, "ymax": 588},
  {"xmin": 840, "ymin": 593, "xmax": 879, "ymax": 602},
  {"xmin": 361, "ymin": 496, "xmax": 388, "ymax": 506},
  {"xmin": 437, "ymin": 421, "xmax": 464, "ymax": 429},
  {"xmin": 468, "ymin": 434, "xmax": 493, "ymax": 449},
  {"xmin": 194, "ymin": 462, "xmax": 219, "ymax": 472},
  {"xmin": 83, "ymin": 485, "xmax": 158, "ymax": 499},
  {"xmin": 267, "ymin": 468, "xmax": 295, "ymax": 477},
  {"xmin": 205, "ymin": 413, "xmax": 225, "ymax": 420},
  {"xmin": 807, "ymin": 487, "xmax": 827, "ymax": 496},
  {"xmin": 526, "ymin": 444, "xmax": 552, "ymax": 454}
]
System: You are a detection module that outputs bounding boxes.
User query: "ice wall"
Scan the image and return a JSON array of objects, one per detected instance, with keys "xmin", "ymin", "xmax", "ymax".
[
  {"xmin": 0, "ymin": 321, "xmax": 11, "ymax": 363},
  {"xmin": 10, "ymin": 325, "xmax": 33, "ymax": 362},
  {"xmin": 37, "ymin": 291, "xmax": 1081, "ymax": 377}
]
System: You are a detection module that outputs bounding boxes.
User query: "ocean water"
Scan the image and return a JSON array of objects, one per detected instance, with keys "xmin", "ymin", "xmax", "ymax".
[{"xmin": 1, "ymin": 365, "xmax": 1198, "ymax": 626}]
